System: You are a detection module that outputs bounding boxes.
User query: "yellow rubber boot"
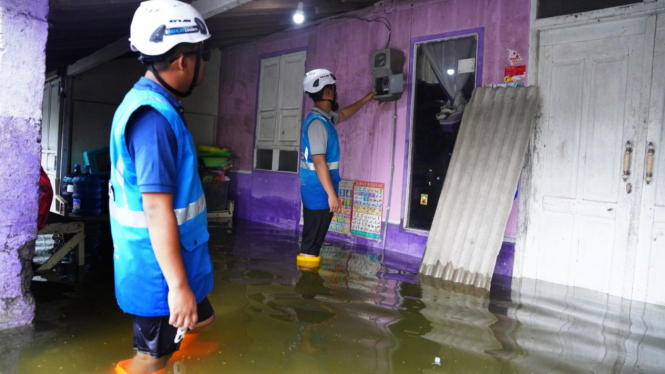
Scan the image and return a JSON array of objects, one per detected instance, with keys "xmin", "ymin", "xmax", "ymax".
[{"xmin": 297, "ymin": 254, "xmax": 320, "ymax": 270}]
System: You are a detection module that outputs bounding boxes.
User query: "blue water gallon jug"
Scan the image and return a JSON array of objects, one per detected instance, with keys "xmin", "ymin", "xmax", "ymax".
[
  {"xmin": 72, "ymin": 165, "xmax": 102, "ymax": 216},
  {"xmin": 60, "ymin": 164, "xmax": 82, "ymax": 213}
]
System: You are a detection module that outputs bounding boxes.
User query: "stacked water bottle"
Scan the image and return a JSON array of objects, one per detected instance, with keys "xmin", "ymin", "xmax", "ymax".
[{"xmin": 61, "ymin": 164, "xmax": 103, "ymax": 216}]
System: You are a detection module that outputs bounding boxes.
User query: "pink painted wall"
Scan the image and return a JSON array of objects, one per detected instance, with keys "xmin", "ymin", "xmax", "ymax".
[{"xmin": 217, "ymin": 0, "xmax": 530, "ymax": 249}]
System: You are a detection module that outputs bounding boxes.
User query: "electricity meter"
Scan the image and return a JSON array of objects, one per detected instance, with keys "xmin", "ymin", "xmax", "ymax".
[{"xmin": 371, "ymin": 48, "xmax": 405, "ymax": 102}]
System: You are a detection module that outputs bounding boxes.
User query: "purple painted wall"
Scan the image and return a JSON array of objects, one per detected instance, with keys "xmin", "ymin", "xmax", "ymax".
[
  {"xmin": 218, "ymin": 0, "xmax": 530, "ymax": 255},
  {"xmin": 229, "ymin": 171, "xmax": 302, "ymax": 230},
  {"xmin": 0, "ymin": 0, "xmax": 49, "ymax": 330}
]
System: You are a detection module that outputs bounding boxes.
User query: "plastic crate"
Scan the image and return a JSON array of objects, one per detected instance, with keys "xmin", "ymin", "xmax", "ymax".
[{"xmin": 202, "ymin": 180, "xmax": 229, "ymax": 212}]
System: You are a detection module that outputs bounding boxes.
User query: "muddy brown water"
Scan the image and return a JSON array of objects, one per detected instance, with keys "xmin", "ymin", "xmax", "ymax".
[{"xmin": 2, "ymin": 222, "xmax": 664, "ymax": 373}]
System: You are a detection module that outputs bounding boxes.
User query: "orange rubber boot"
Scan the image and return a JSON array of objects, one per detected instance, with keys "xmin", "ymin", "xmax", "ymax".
[
  {"xmin": 115, "ymin": 359, "xmax": 166, "ymax": 374},
  {"xmin": 169, "ymin": 333, "xmax": 219, "ymax": 361}
]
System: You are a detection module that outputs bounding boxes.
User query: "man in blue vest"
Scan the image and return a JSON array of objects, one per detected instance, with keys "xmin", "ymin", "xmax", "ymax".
[
  {"xmin": 298, "ymin": 69, "xmax": 375, "ymax": 267},
  {"xmin": 109, "ymin": 1, "xmax": 214, "ymax": 373}
]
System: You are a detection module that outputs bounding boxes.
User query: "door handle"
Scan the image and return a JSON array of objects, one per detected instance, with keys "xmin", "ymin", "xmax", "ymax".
[
  {"xmin": 646, "ymin": 142, "xmax": 655, "ymax": 184},
  {"xmin": 623, "ymin": 141, "xmax": 632, "ymax": 181}
]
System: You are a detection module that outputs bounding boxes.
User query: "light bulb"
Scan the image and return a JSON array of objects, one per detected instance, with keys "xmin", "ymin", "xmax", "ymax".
[
  {"xmin": 447, "ymin": 69, "xmax": 455, "ymax": 75},
  {"xmin": 293, "ymin": 2, "xmax": 305, "ymax": 24}
]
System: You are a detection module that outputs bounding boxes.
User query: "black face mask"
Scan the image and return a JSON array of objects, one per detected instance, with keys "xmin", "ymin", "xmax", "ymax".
[
  {"xmin": 324, "ymin": 90, "xmax": 339, "ymax": 111},
  {"xmin": 332, "ymin": 91, "xmax": 340, "ymax": 111},
  {"xmin": 321, "ymin": 99, "xmax": 339, "ymax": 112}
]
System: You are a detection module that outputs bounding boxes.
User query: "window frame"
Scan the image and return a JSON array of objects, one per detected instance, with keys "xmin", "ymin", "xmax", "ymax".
[{"xmin": 403, "ymin": 29, "xmax": 484, "ymax": 233}]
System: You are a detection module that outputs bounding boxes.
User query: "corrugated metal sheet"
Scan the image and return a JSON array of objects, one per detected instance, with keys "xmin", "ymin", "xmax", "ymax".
[{"xmin": 420, "ymin": 87, "xmax": 540, "ymax": 289}]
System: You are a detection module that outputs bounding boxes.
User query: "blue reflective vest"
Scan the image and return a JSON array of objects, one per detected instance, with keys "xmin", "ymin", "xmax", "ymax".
[
  {"xmin": 109, "ymin": 87, "xmax": 213, "ymax": 317},
  {"xmin": 300, "ymin": 112, "xmax": 341, "ymax": 210}
]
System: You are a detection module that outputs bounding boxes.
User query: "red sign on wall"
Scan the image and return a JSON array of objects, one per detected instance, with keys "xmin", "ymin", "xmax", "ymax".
[{"xmin": 504, "ymin": 65, "xmax": 526, "ymax": 82}]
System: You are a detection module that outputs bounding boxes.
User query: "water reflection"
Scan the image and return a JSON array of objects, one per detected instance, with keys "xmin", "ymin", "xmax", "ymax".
[
  {"xmin": 418, "ymin": 276, "xmax": 503, "ymax": 373},
  {"xmin": 1, "ymin": 222, "xmax": 665, "ymax": 373}
]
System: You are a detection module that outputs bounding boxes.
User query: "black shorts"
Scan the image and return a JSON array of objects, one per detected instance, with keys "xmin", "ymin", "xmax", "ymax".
[{"xmin": 133, "ymin": 297, "xmax": 215, "ymax": 358}]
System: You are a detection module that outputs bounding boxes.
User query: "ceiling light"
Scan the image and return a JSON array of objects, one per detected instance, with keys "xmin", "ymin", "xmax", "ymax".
[
  {"xmin": 447, "ymin": 69, "xmax": 455, "ymax": 76},
  {"xmin": 293, "ymin": 2, "xmax": 305, "ymax": 24}
]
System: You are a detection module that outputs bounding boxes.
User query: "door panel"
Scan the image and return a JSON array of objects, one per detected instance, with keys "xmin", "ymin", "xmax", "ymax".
[
  {"xmin": 543, "ymin": 60, "xmax": 584, "ymax": 199},
  {"xmin": 277, "ymin": 109, "xmax": 301, "ymax": 143},
  {"xmin": 637, "ymin": 16, "xmax": 665, "ymax": 305},
  {"xmin": 279, "ymin": 52, "xmax": 306, "ymax": 110},
  {"xmin": 583, "ymin": 56, "xmax": 628, "ymax": 203},
  {"xmin": 258, "ymin": 57, "xmax": 280, "ymax": 111},
  {"xmin": 574, "ymin": 216, "xmax": 615, "ymax": 292},
  {"xmin": 537, "ymin": 212, "xmax": 574, "ymax": 285},
  {"xmin": 257, "ymin": 112, "xmax": 276, "ymax": 142},
  {"xmin": 523, "ymin": 17, "xmax": 650, "ymax": 300},
  {"xmin": 276, "ymin": 51, "xmax": 305, "ymax": 146},
  {"xmin": 646, "ymin": 219, "xmax": 665, "ymax": 304},
  {"xmin": 256, "ymin": 57, "xmax": 280, "ymax": 147}
]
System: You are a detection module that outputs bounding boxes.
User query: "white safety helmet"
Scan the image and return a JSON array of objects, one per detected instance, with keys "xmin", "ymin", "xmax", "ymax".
[
  {"xmin": 303, "ymin": 69, "xmax": 337, "ymax": 94},
  {"xmin": 130, "ymin": 0, "xmax": 211, "ymax": 57}
]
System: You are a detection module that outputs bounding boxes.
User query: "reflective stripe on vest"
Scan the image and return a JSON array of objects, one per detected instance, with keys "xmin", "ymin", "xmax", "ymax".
[
  {"xmin": 109, "ymin": 194, "xmax": 206, "ymax": 228},
  {"xmin": 300, "ymin": 161, "xmax": 340, "ymax": 171}
]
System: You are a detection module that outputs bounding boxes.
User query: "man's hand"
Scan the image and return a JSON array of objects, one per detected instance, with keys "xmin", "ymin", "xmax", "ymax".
[
  {"xmin": 168, "ymin": 286, "xmax": 198, "ymax": 330},
  {"xmin": 328, "ymin": 194, "xmax": 342, "ymax": 214},
  {"xmin": 360, "ymin": 91, "xmax": 376, "ymax": 105}
]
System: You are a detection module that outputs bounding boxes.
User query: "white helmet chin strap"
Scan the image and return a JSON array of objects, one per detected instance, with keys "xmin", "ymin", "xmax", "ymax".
[{"xmin": 144, "ymin": 53, "xmax": 202, "ymax": 98}]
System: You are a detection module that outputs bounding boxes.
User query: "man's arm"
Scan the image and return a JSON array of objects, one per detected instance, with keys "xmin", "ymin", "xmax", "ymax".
[
  {"xmin": 312, "ymin": 154, "xmax": 341, "ymax": 213},
  {"xmin": 338, "ymin": 92, "xmax": 375, "ymax": 123},
  {"xmin": 143, "ymin": 192, "xmax": 198, "ymax": 330}
]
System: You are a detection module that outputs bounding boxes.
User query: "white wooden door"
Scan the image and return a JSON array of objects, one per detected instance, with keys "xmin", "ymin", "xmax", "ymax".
[
  {"xmin": 522, "ymin": 17, "xmax": 652, "ymax": 300},
  {"xmin": 41, "ymin": 79, "xmax": 61, "ymax": 211},
  {"xmin": 634, "ymin": 14, "xmax": 665, "ymax": 306},
  {"xmin": 254, "ymin": 50, "xmax": 306, "ymax": 171}
]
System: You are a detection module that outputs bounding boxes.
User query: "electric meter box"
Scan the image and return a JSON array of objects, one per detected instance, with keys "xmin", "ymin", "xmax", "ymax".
[{"xmin": 371, "ymin": 48, "xmax": 405, "ymax": 102}]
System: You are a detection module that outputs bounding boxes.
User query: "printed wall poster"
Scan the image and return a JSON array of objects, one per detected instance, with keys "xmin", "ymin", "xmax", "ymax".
[
  {"xmin": 350, "ymin": 181, "xmax": 385, "ymax": 241},
  {"xmin": 504, "ymin": 65, "xmax": 526, "ymax": 82},
  {"xmin": 508, "ymin": 49, "xmax": 523, "ymax": 65},
  {"xmin": 329, "ymin": 180, "xmax": 354, "ymax": 234}
]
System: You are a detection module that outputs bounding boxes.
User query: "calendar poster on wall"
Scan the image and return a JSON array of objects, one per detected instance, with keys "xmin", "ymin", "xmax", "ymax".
[
  {"xmin": 350, "ymin": 181, "xmax": 384, "ymax": 241},
  {"xmin": 329, "ymin": 180, "xmax": 354, "ymax": 234}
]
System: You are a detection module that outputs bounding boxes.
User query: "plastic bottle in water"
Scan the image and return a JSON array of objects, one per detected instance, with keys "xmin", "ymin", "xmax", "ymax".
[
  {"xmin": 60, "ymin": 164, "xmax": 82, "ymax": 213},
  {"xmin": 72, "ymin": 165, "xmax": 102, "ymax": 216}
]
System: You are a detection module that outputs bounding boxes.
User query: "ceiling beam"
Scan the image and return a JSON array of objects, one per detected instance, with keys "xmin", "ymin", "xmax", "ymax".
[
  {"xmin": 65, "ymin": 0, "xmax": 252, "ymax": 76},
  {"xmin": 50, "ymin": 0, "xmax": 145, "ymax": 6},
  {"xmin": 195, "ymin": 0, "xmax": 252, "ymax": 18},
  {"xmin": 226, "ymin": 0, "xmax": 373, "ymax": 10}
]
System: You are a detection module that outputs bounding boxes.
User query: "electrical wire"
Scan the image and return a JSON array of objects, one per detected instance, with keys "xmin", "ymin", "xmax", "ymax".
[
  {"xmin": 381, "ymin": 99, "xmax": 398, "ymax": 266},
  {"xmin": 333, "ymin": 15, "xmax": 392, "ymax": 49}
]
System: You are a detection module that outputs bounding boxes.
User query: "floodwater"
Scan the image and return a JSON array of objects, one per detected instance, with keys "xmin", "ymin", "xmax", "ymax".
[{"xmin": 2, "ymin": 222, "xmax": 665, "ymax": 373}]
